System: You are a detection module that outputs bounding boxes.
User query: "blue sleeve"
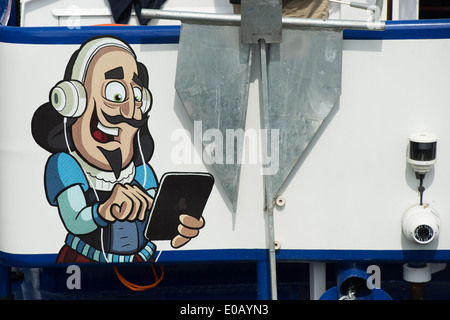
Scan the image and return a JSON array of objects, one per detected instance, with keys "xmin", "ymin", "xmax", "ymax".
[
  {"xmin": 45, "ymin": 153, "xmax": 90, "ymax": 206},
  {"xmin": 57, "ymin": 186, "xmax": 108, "ymax": 234},
  {"xmin": 134, "ymin": 163, "xmax": 158, "ymax": 191}
]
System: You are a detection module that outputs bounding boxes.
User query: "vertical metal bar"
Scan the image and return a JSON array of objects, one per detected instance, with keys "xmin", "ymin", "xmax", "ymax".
[
  {"xmin": 260, "ymin": 38, "xmax": 278, "ymax": 300},
  {"xmin": 309, "ymin": 262, "xmax": 327, "ymax": 300},
  {"xmin": 259, "ymin": 39, "xmax": 270, "ymax": 205},
  {"xmin": 267, "ymin": 209, "xmax": 277, "ymax": 300}
]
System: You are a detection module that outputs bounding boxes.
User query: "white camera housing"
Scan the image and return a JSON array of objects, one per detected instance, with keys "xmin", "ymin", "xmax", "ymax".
[
  {"xmin": 402, "ymin": 205, "xmax": 440, "ymax": 245},
  {"xmin": 407, "ymin": 132, "xmax": 437, "ymax": 174}
]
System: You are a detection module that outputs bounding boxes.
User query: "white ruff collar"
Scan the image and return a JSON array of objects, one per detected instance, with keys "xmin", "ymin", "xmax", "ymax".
[{"xmin": 71, "ymin": 152, "xmax": 135, "ymax": 191}]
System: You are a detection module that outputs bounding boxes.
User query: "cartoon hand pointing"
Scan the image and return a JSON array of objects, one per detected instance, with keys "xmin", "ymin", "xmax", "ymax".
[{"xmin": 98, "ymin": 183, "xmax": 153, "ymax": 222}]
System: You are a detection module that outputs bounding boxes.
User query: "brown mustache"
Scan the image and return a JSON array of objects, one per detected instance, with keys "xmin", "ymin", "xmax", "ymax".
[{"xmin": 101, "ymin": 109, "xmax": 149, "ymax": 128}]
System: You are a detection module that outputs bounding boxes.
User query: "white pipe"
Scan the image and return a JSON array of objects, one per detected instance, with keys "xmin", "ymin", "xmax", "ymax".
[
  {"xmin": 403, "ymin": 263, "xmax": 447, "ymax": 283},
  {"xmin": 376, "ymin": 0, "xmax": 384, "ymax": 12},
  {"xmin": 329, "ymin": 0, "xmax": 384, "ymax": 20},
  {"xmin": 329, "ymin": 0, "xmax": 380, "ymax": 11}
]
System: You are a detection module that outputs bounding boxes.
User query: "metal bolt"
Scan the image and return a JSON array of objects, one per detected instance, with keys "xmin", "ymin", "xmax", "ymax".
[
  {"xmin": 275, "ymin": 196, "xmax": 286, "ymax": 207},
  {"xmin": 274, "ymin": 241, "xmax": 281, "ymax": 250}
]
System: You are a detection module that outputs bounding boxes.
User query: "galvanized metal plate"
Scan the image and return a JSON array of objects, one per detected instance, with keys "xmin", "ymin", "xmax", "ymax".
[
  {"xmin": 175, "ymin": 23, "xmax": 253, "ymax": 211},
  {"xmin": 262, "ymin": 28, "xmax": 343, "ymax": 209},
  {"xmin": 241, "ymin": 0, "xmax": 282, "ymax": 44}
]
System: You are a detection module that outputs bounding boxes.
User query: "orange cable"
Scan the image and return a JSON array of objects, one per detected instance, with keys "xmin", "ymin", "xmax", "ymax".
[
  {"xmin": 93, "ymin": 24, "xmax": 129, "ymax": 26},
  {"xmin": 113, "ymin": 264, "xmax": 165, "ymax": 291}
]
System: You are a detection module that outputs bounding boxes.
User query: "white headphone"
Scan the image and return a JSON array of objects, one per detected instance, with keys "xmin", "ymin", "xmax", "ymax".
[{"xmin": 50, "ymin": 37, "xmax": 152, "ymax": 118}]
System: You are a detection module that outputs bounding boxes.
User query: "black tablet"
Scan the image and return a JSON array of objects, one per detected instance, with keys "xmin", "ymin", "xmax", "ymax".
[{"xmin": 144, "ymin": 172, "xmax": 214, "ymax": 241}]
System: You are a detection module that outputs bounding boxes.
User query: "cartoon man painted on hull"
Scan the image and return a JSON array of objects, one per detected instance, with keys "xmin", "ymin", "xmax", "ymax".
[{"xmin": 32, "ymin": 36, "xmax": 205, "ymax": 263}]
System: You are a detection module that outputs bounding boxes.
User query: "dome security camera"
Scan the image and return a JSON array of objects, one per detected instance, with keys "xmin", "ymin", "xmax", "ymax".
[{"xmin": 402, "ymin": 205, "xmax": 440, "ymax": 245}]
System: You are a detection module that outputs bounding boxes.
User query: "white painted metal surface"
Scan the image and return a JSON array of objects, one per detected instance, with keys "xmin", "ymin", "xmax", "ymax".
[
  {"xmin": 1, "ymin": 34, "xmax": 450, "ymax": 257},
  {"xmin": 275, "ymin": 37, "xmax": 450, "ymax": 252}
]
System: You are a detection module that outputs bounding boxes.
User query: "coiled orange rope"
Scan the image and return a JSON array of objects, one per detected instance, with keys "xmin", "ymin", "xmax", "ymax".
[{"xmin": 113, "ymin": 264, "xmax": 165, "ymax": 291}]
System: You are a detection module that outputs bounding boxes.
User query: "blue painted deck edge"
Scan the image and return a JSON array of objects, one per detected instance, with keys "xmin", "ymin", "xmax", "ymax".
[
  {"xmin": 2, "ymin": 249, "xmax": 450, "ymax": 267},
  {"xmin": 275, "ymin": 249, "xmax": 450, "ymax": 263},
  {"xmin": 1, "ymin": 19, "xmax": 450, "ymax": 45},
  {"xmin": 344, "ymin": 19, "xmax": 450, "ymax": 40},
  {"xmin": 0, "ymin": 25, "xmax": 181, "ymax": 44},
  {"xmin": 0, "ymin": 249, "xmax": 269, "ymax": 267}
]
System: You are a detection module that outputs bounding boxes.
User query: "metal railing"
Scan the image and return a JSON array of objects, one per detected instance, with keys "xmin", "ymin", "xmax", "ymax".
[{"xmin": 141, "ymin": 8, "xmax": 385, "ymax": 31}]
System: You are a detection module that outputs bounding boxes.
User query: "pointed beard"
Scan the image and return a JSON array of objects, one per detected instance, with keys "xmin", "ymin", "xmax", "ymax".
[{"xmin": 98, "ymin": 147, "xmax": 123, "ymax": 180}]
